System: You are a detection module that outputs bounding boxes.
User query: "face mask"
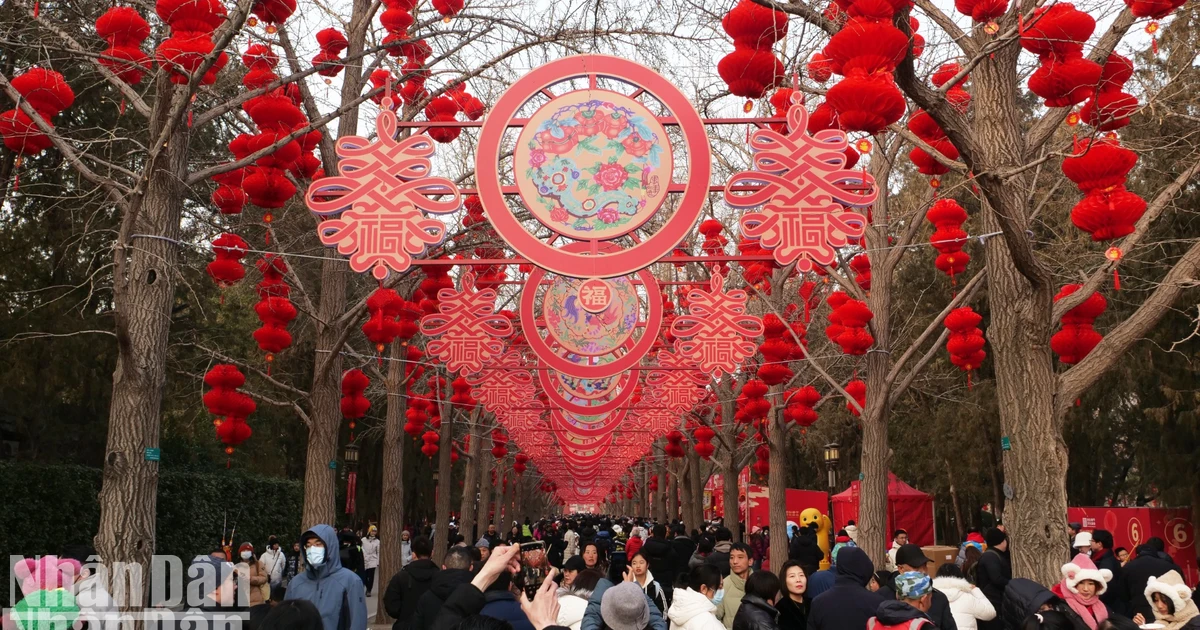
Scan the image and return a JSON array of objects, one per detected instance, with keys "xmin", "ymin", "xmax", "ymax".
[
  {"xmin": 711, "ymin": 589, "xmax": 725, "ymax": 605},
  {"xmin": 306, "ymin": 547, "xmax": 326, "ymax": 566},
  {"xmin": 240, "ymin": 551, "xmax": 252, "ymax": 560}
]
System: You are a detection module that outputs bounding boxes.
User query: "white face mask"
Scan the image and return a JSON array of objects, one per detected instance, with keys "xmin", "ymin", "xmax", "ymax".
[
  {"xmin": 306, "ymin": 547, "xmax": 325, "ymax": 566},
  {"xmin": 711, "ymin": 588, "xmax": 725, "ymax": 605},
  {"xmin": 240, "ymin": 551, "xmax": 252, "ymax": 560}
]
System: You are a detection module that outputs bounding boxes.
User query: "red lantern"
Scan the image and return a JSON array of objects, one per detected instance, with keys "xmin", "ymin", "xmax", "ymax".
[
  {"xmin": 421, "ymin": 430, "xmax": 440, "ymax": 458},
  {"xmin": 1028, "ymin": 53, "xmax": 1102, "ymax": 108},
  {"xmin": 340, "ymin": 369, "xmax": 371, "ymax": 425},
  {"xmin": 432, "ymin": 0, "xmax": 464, "ymax": 18},
  {"xmin": 718, "ymin": 45, "xmax": 785, "ymax": 99},
  {"xmin": 944, "ymin": 307, "xmax": 987, "ymax": 386},
  {"xmin": 424, "ymin": 96, "xmax": 462, "ymax": 143},
  {"xmin": 1123, "ymin": 0, "xmax": 1186, "ymax": 19},
  {"xmin": 0, "ymin": 69, "xmax": 74, "ymax": 157},
  {"xmin": 96, "ymin": 7, "xmax": 151, "ymax": 84},
  {"xmin": 926, "ymin": 199, "xmax": 970, "ymax": 284},
  {"xmin": 722, "ymin": 0, "xmax": 789, "ymax": 48},
  {"xmin": 206, "ymin": 233, "xmax": 250, "ymax": 288},
  {"xmin": 844, "ymin": 379, "xmax": 867, "ymax": 416},
  {"xmin": 1051, "ymin": 284, "xmax": 1106, "ymax": 364},
  {"xmin": 807, "ymin": 53, "xmax": 833, "ymax": 83},
  {"xmin": 1019, "ymin": 4, "xmax": 1096, "ymax": 58},
  {"xmin": 955, "ymin": 0, "xmax": 1007, "ymax": 22},
  {"xmin": 824, "ymin": 74, "xmax": 906, "ymax": 134},
  {"xmin": 822, "ymin": 18, "xmax": 908, "ymax": 76},
  {"xmin": 251, "ymin": 0, "xmax": 297, "ymax": 29}
]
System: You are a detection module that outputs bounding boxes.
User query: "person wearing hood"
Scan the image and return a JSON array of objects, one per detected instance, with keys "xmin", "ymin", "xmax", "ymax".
[
  {"xmin": 237, "ymin": 542, "xmax": 270, "ymax": 606},
  {"xmin": 285, "ymin": 525, "xmax": 368, "ymax": 630},
  {"xmin": 999, "ymin": 578, "xmax": 1089, "ymax": 630},
  {"xmin": 1087, "ymin": 531, "xmax": 1125, "ymax": 616},
  {"xmin": 560, "ymin": 569, "xmax": 604, "ymax": 630},
  {"xmin": 413, "ymin": 547, "xmax": 477, "ymax": 630},
  {"xmin": 1122, "ymin": 537, "xmax": 1182, "ymax": 622},
  {"xmin": 629, "ymin": 552, "xmax": 669, "ymax": 614},
  {"xmin": 1133, "ymin": 570, "xmax": 1200, "ymax": 630},
  {"xmin": 339, "ymin": 529, "xmax": 365, "ymax": 579},
  {"xmin": 732, "ymin": 571, "xmax": 780, "ymax": 630},
  {"xmin": 385, "ymin": 534, "xmax": 441, "ymax": 630},
  {"xmin": 691, "ymin": 537, "xmax": 716, "ymax": 571},
  {"xmin": 402, "ymin": 530, "xmax": 414, "ymax": 568},
  {"xmin": 975, "ymin": 528, "xmax": 1011, "ymax": 630},
  {"xmin": 714, "ymin": 543, "xmax": 754, "ymax": 630},
  {"xmin": 642, "ymin": 525, "xmax": 678, "ymax": 604},
  {"xmin": 933, "ymin": 564, "xmax": 995, "ymax": 630},
  {"xmin": 362, "ymin": 526, "xmax": 381, "ymax": 596},
  {"xmin": 707, "ymin": 529, "xmax": 735, "ymax": 578},
  {"xmin": 261, "ymin": 536, "xmax": 287, "ymax": 589},
  {"xmin": 868, "ymin": 572, "xmax": 938, "ymax": 630},
  {"xmin": 878, "ymin": 544, "xmax": 958, "ymax": 630},
  {"xmin": 845, "ymin": 522, "xmax": 860, "ymax": 546},
  {"xmin": 672, "ymin": 525, "xmax": 699, "ymax": 581},
  {"xmin": 807, "ymin": 546, "xmax": 887, "ymax": 630},
  {"xmin": 787, "ymin": 527, "xmax": 824, "ymax": 577},
  {"xmin": 668, "ymin": 564, "xmax": 725, "ymax": 630},
  {"xmin": 1049, "ymin": 554, "xmax": 1112, "ymax": 630}
]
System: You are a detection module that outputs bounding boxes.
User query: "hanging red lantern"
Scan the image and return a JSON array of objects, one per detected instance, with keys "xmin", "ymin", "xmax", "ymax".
[
  {"xmin": 206, "ymin": 233, "xmax": 250, "ymax": 288},
  {"xmin": 926, "ymin": 199, "xmax": 970, "ymax": 284},
  {"xmin": 954, "ymin": 0, "xmax": 1007, "ymax": 22},
  {"xmin": 751, "ymin": 443, "xmax": 770, "ymax": 477},
  {"xmin": 424, "ymin": 96, "xmax": 462, "ymax": 143},
  {"xmin": 783, "ymin": 385, "xmax": 821, "ymax": 428},
  {"xmin": 717, "ymin": 45, "xmax": 785, "ymax": 100},
  {"xmin": 721, "ymin": 0, "xmax": 789, "ymax": 48},
  {"xmin": 250, "ymin": 0, "xmax": 296, "ymax": 31},
  {"xmin": 1061, "ymin": 138, "xmax": 1138, "ymax": 192},
  {"xmin": 1019, "ymin": 3, "xmax": 1096, "ymax": 58},
  {"xmin": 421, "ymin": 430, "xmax": 440, "ymax": 458},
  {"xmin": 311, "ymin": 28, "xmax": 349, "ymax": 78},
  {"xmin": 432, "ymin": 0, "xmax": 464, "ymax": 19},
  {"xmin": 513, "ymin": 452, "xmax": 529, "ymax": 475},
  {"xmin": 1051, "ymin": 284, "xmax": 1106, "ymax": 364},
  {"xmin": 806, "ymin": 53, "xmax": 833, "ymax": 83},
  {"xmin": 96, "ymin": 7, "xmax": 151, "ymax": 85},
  {"xmin": 822, "ymin": 18, "xmax": 908, "ymax": 76},
  {"xmin": 1027, "ymin": 53, "xmax": 1102, "ymax": 108},
  {"xmin": 844, "ymin": 379, "xmax": 867, "ymax": 416},
  {"xmin": 944, "ymin": 307, "xmax": 987, "ymax": 386},
  {"xmin": 1123, "ymin": 0, "xmax": 1186, "ymax": 18},
  {"xmin": 0, "ymin": 69, "xmax": 75, "ymax": 157},
  {"xmin": 204, "ymin": 364, "xmax": 255, "ymax": 461},
  {"xmin": 824, "ymin": 74, "xmax": 906, "ymax": 134},
  {"xmin": 340, "ymin": 369, "xmax": 371, "ymax": 433}
]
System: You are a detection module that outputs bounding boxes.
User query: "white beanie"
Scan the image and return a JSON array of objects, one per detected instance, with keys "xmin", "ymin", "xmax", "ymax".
[{"xmin": 1062, "ymin": 553, "xmax": 1112, "ymax": 595}]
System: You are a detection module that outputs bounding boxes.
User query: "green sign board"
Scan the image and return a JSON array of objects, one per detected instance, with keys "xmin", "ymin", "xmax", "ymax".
[
  {"xmin": 329, "ymin": 460, "xmax": 338, "ymax": 469},
  {"xmin": 1001, "ymin": 436, "xmax": 1011, "ymax": 451},
  {"xmin": 144, "ymin": 447, "xmax": 161, "ymax": 462}
]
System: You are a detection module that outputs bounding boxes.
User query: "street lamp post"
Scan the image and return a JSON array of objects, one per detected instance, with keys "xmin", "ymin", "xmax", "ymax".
[
  {"xmin": 344, "ymin": 442, "xmax": 359, "ymax": 515},
  {"xmin": 823, "ymin": 442, "xmax": 839, "ymax": 525}
]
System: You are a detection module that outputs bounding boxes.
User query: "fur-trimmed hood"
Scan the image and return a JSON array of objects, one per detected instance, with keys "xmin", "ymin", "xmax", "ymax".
[{"xmin": 1062, "ymin": 553, "xmax": 1112, "ymax": 596}]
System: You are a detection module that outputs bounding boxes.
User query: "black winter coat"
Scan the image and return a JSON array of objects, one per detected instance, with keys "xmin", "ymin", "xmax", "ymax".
[
  {"xmin": 975, "ymin": 549, "xmax": 1011, "ymax": 630},
  {"xmin": 999, "ymin": 579, "xmax": 1089, "ymax": 630},
  {"xmin": 806, "ymin": 547, "xmax": 887, "ymax": 630},
  {"xmin": 876, "ymin": 585, "xmax": 958, "ymax": 630},
  {"xmin": 733, "ymin": 595, "xmax": 780, "ymax": 630},
  {"xmin": 671, "ymin": 536, "xmax": 698, "ymax": 583},
  {"xmin": 1122, "ymin": 548, "xmax": 1179, "ymax": 622},
  {"xmin": 384, "ymin": 558, "xmax": 440, "ymax": 630},
  {"xmin": 411, "ymin": 568, "xmax": 473, "ymax": 630},
  {"xmin": 642, "ymin": 537, "xmax": 678, "ymax": 593},
  {"xmin": 431, "ymin": 583, "xmax": 571, "ymax": 630},
  {"xmin": 775, "ymin": 596, "xmax": 809, "ymax": 630},
  {"xmin": 1092, "ymin": 549, "xmax": 1126, "ymax": 616}
]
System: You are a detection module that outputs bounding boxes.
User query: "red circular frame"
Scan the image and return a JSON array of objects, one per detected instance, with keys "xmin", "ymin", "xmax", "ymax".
[{"xmin": 475, "ymin": 54, "xmax": 713, "ymax": 279}]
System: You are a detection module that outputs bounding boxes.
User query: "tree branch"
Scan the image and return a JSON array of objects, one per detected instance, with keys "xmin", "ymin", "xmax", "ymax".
[{"xmin": 887, "ymin": 268, "xmax": 988, "ymax": 386}]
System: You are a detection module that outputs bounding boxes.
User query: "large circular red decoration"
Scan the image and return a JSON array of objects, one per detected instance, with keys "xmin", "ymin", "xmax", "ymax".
[{"xmin": 475, "ymin": 54, "xmax": 712, "ymax": 278}]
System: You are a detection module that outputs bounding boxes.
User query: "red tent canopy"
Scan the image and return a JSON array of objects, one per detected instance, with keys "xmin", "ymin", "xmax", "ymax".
[{"xmin": 832, "ymin": 472, "xmax": 935, "ymax": 547}]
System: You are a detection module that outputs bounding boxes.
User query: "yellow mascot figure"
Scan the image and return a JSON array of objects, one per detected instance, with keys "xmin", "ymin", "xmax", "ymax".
[{"xmin": 799, "ymin": 508, "xmax": 833, "ymax": 570}]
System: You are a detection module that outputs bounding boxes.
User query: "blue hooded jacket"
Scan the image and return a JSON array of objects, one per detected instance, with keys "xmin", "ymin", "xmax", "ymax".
[{"xmin": 285, "ymin": 524, "xmax": 368, "ymax": 630}]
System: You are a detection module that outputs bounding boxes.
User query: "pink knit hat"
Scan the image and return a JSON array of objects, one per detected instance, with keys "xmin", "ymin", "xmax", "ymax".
[{"xmin": 1062, "ymin": 553, "xmax": 1113, "ymax": 595}]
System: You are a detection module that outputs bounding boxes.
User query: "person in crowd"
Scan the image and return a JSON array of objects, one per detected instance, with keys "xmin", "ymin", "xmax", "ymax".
[
  {"xmin": 731, "ymin": 571, "xmax": 779, "ymax": 630},
  {"xmin": 1049, "ymin": 554, "xmax": 1111, "ymax": 630},
  {"xmin": 1133, "ymin": 571, "xmax": 1200, "ymax": 630},
  {"xmin": 339, "ymin": 529, "xmax": 365, "ymax": 579},
  {"xmin": 563, "ymin": 556, "xmax": 589, "ymax": 589},
  {"xmin": 868, "ymin": 571, "xmax": 939, "ymax": 630},
  {"xmin": 285, "ymin": 525, "xmax": 368, "ymax": 630},
  {"xmin": 691, "ymin": 537, "xmax": 716, "ymax": 570},
  {"xmin": 260, "ymin": 599, "xmax": 325, "ymax": 630},
  {"xmin": 627, "ymin": 530, "xmax": 645, "ymax": 559},
  {"xmin": 707, "ymin": 529, "xmax": 735, "ymax": 578},
  {"xmin": 807, "ymin": 546, "xmax": 886, "ymax": 630},
  {"xmin": 747, "ymin": 530, "xmax": 769, "ymax": 573},
  {"xmin": 1072, "ymin": 533, "xmax": 1093, "ymax": 558},
  {"xmin": 774, "ymin": 561, "xmax": 808, "ymax": 630},
  {"xmin": 402, "ymin": 530, "xmax": 414, "ymax": 568},
  {"xmin": 629, "ymin": 552, "xmax": 669, "ymax": 614},
  {"xmin": 1114, "ymin": 550, "xmax": 1128, "ymax": 568},
  {"xmin": 175, "ymin": 555, "xmax": 241, "ymax": 630},
  {"xmin": 672, "ymin": 526, "xmax": 699, "ymax": 580},
  {"xmin": 478, "ymin": 538, "xmax": 493, "ymax": 564},
  {"xmin": 667, "ymin": 564, "xmax": 725, "ymax": 630},
  {"xmin": 60, "ymin": 544, "xmax": 118, "ymax": 630},
  {"xmin": 477, "ymin": 559, "xmax": 535, "ymax": 630},
  {"xmin": 582, "ymin": 574, "xmax": 668, "ymax": 630},
  {"xmin": 482, "ymin": 524, "xmax": 502, "ymax": 550},
  {"xmin": 845, "ymin": 521, "xmax": 860, "ymax": 546},
  {"xmin": 584, "ymin": 542, "xmax": 610, "ymax": 576},
  {"xmin": 643, "ymin": 525, "xmax": 678, "ymax": 603},
  {"xmin": 935, "ymin": 563, "xmax": 996, "ymax": 630},
  {"xmin": 886, "ymin": 530, "xmax": 909, "ymax": 573},
  {"xmin": 261, "ymin": 536, "xmax": 286, "ymax": 590},
  {"xmin": 879, "ymin": 544, "xmax": 957, "ymax": 630},
  {"xmin": 565, "ymin": 522, "xmax": 582, "ymax": 560},
  {"xmin": 962, "ymin": 546, "xmax": 984, "ymax": 585},
  {"xmin": 238, "ymin": 542, "xmax": 270, "ymax": 607},
  {"xmin": 957, "ymin": 530, "xmax": 986, "ymax": 568},
  {"xmin": 510, "ymin": 524, "xmax": 525, "ymax": 545},
  {"xmin": 1123, "ymin": 537, "xmax": 1181, "ymax": 622},
  {"xmin": 596, "ymin": 581, "xmax": 655, "ymax": 630},
  {"xmin": 283, "ymin": 541, "xmax": 302, "ymax": 589},
  {"xmin": 559, "ymin": 569, "xmax": 605, "ymax": 630},
  {"xmin": 787, "ymin": 526, "xmax": 824, "ymax": 580},
  {"xmin": 385, "ymin": 535, "xmax": 441, "ymax": 630},
  {"xmin": 362, "ymin": 526, "xmax": 380, "ymax": 596},
  {"xmin": 1001, "ymin": 578, "xmax": 1090, "ymax": 630},
  {"xmin": 975, "ymin": 528, "xmax": 1012, "ymax": 630},
  {"xmin": 1087, "ymin": 531, "xmax": 1125, "ymax": 615},
  {"xmin": 870, "ymin": 571, "xmax": 894, "ymax": 593},
  {"xmin": 412, "ymin": 546, "xmax": 476, "ymax": 630},
  {"xmin": 714, "ymin": 543, "xmax": 754, "ymax": 629},
  {"xmin": 1019, "ymin": 610, "xmax": 1083, "ymax": 630},
  {"xmin": 429, "ymin": 544, "xmax": 559, "ymax": 630}
]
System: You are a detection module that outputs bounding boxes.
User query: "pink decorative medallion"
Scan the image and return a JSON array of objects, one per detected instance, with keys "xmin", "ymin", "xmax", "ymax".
[
  {"xmin": 307, "ymin": 98, "xmax": 461, "ymax": 279},
  {"xmin": 419, "ymin": 271, "xmax": 513, "ymax": 375},
  {"xmin": 644, "ymin": 349, "xmax": 709, "ymax": 414},
  {"xmin": 467, "ymin": 350, "xmax": 535, "ymax": 414},
  {"xmin": 725, "ymin": 102, "xmax": 878, "ymax": 272},
  {"xmin": 543, "ymin": 274, "xmax": 637, "ymax": 356},
  {"xmin": 670, "ymin": 272, "xmax": 764, "ymax": 375}
]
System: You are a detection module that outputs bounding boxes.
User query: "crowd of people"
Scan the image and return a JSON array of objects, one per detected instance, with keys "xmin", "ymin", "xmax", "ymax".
[{"xmin": 11, "ymin": 515, "xmax": 1200, "ymax": 630}]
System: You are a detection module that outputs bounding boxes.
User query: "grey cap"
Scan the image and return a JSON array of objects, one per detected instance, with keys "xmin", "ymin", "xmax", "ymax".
[
  {"xmin": 600, "ymin": 581, "xmax": 650, "ymax": 630},
  {"xmin": 475, "ymin": 536, "xmax": 491, "ymax": 549}
]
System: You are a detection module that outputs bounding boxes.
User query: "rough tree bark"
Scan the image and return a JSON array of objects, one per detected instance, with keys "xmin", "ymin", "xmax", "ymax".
[
  {"xmin": 478, "ymin": 450, "xmax": 493, "ymax": 533},
  {"xmin": 685, "ymin": 448, "xmax": 705, "ymax": 532},
  {"xmin": 768, "ymin": 387, "xmax": 788, "ymax": 570},
  {"xmin": 96, "ymin": 72, "xmax": 188, "ymax": 602},
  {"xmin": 498, "ymin": 461, "xmax": 511, "ymax": 530},
  {"xmin": 723, "ymin": 455, "xmax": 741, "ymax": 543},
  {"xmin": 433, "ymin": 403, "xmax": 453, "ymax": 565},
  {"xmin": 459, "ymin": 410, "xmax": 482, "ymax": 541},
  {"xmin": 667, "ymin": 462, "xmax": 679, "ymax": 521},
  {"xmin": 654, "ymin": 458, "xmax": 667, "ymax": 523},
  {"xmin": 376, "ymin": 338, "xmax": 408, "ymax": 623}
]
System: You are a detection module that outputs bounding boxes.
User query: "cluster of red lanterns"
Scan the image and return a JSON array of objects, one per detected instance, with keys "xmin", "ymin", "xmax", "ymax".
[
  {"xmin": 96, "ymin": 7, "xmax": 151, "ymax": 86},
  {"xmin": 425, "ymin": 83, "xmax": 486, "ymax": 144},
  {"xmin": 312, "ymin": 28, "xmax": 348, "ymax": 81},
  {"xmin": 421, "ymin": 430, "xmax": 440, "ymax": 458},
  {"xmin": 844, "ymin": 379, "xmax": 867, "ymax": 417},
  {"xmin": 692, "ymin": 425, "xmax": 715, "ymax": 460},
  {"xmin": 206, "ymin": 233, "xmax": 250, "ymax": 289},
  {"xmin": 735, "ymin": 379, "xmax": 771, "ymax": 427},
  {"xmin": 363, "ymin": 287, "xmax": 420, "ymax": 357},
  {"xmin": 758, "ymin": 313, "xmax": 798, "ymax": 385},
  {"xmin": 1020, "ymin": 4, "xmax": 1102, "ymax": 109},
  {"xmin": 908, "ymin": 64, "xmax": 969, "ymax": 187},
  {"xmin": 253, "ymin": 254, "xmax": 295, "ymax": 367},
  {"xmin": 944, "ymin": 307, "xmax": 987, "ymax": 386},
  {"xmin": 698, "ymin": 219, "xmax": 730, "ymax": 275},
  {"xmin": 404, "ymin": 393, "xmax": 432, "ymax": 438},
  {"xmin": 0, "ymin": 68, "xmax": 75, "ymax": 161},
  {"xmin": 1062, "ymin": 137, "xmax": 1145, "ymax": 243},
  {"xmin": 513, "ymin": 452, "xmax": 529, "ymax": 475},
  {"xmin": 1051, "ymin": 285, "xmax": 1107, "ymax": 364},
  {"xmin": 154, "ymin": 0, "xmax": 228, "ymax": 86},
  {"xmin": 1080, "ymin": 55, "xmax": 1137, "ymax": 131},
  {"xmin": 249, "ymin": 0, "xmax": 297, "ymax": 32},
  {"xmin": 491, "ymin": 428, "xmax": 509, "ymax": 459},
  {"xmin": 340, "ymin": 369, "xmax": 370, "ymax": 439},
  {"xmin": 850, "ymin": 254, "xmax": 871, "ymax": 291},
  {"xmin": 782, "ymin": 385, "xmax": 820, "ymax": 431},
  {"xmin": 450, "ymin": 377, "xmax": 477, "ymax": 410},
  {"xmin": 203, "ymin": 365, "xmax": 256, "ymax": 461},
  {"xmin": 955, "ymin": 0, "xmax": 1007, "ymax": 30},
  {"xmin": 738, "ymin": 235, "xmax": 779, "ymax": 291},
  {"xmin": 717, "ymin": 0, "xmax": 788, "ymax": 111},
  {"xmin": 419, "ymin": 261, "xmax": 455, "ymax": 315},
  {"xmin": 664, "ymin": 430, "xmax": 686, "ymax": 458},
  {"xmin": 1123, "ymin": 0, "xmax": 1186, "ymax": 51},
  {"xmin": 462, "ymin": 196, "xmax": 508, "ymax": 288},
  {"xmin": 926, "ymin": 199, "xmax": 971, "ymax": 285},
  {"xmin": 751, "ymin": 443, "xmax": 770, "ymax": 477},
  {"xmin": 820, "ymin": 0, "xmax": 913, "ymax": 134},
  {"xmin": 825, "ymin": 291, "xmax": 874, "ymax": 355}
]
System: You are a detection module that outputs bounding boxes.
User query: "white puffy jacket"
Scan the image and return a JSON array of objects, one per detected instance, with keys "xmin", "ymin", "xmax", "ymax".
[
  {"xmin": 933, "ymin": 576, "xmax": 996, "ymax": 630},
  {"xmin": 668, "ymin": 588, "xmax": 725, "ymax": 630},
  {"xmin": 557, "ymin": 593, "xmax": 590, "ymax": 630}
]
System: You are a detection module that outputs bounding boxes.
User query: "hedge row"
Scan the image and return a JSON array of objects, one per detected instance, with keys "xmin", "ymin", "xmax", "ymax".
[{"xmin": 0, "ymin": 462, "xmax": 304, "ymax": 604}]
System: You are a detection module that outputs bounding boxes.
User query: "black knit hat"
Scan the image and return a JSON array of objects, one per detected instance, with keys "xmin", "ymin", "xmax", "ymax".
[{"xmin": 985, "ymin": 527, "xmax": 1007, "ymax": 548}]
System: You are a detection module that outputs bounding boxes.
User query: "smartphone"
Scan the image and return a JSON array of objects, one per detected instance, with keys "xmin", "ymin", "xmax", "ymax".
[{"xmin": 516, "ymin": 541, "xmax": 547, "ymax": 599}]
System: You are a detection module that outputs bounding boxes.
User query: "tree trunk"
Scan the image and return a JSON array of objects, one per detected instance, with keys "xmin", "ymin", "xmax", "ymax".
[
  {"xmin": 678, "ymin": 458, "xmax": 694, "ymax": 528},
  {"xmin": 685, "ymin": 449, "xmax": 704, "ymax": 533},
  {"xmin": 96, "ymin": 73, "xmax": 188, "ymax": 606},
  {"xmin": 768, "ymin": 390, "xmax": 788, "ymax": 571},
  {"xmin": 655, "ymin": 458, "xmax": 667, "ymax": 523},
  {"xmin": 459, "ymin": 411, "xmax": 482, "ymax": 542},
  {"xmin": 667, "ymin": 463, "xmax": 679, "ymax": 522},
  {"xmin": 478, "ymin": 451, "xmax": 492, "ymax": 534},
  {"xmin": 498, "ymin": 463, "xmax": 511, "ymax": 531},
  {"xmin": 724, "ymin": 455, "xmax": 742, "ymax": 543},
  {"xmin": 638, "ymin": 462, "xmax": 649, "ymax": 517},
  {"xmin": 947, "ymin": 459, "xmax": 965, "ymax": 543},
  {"xmin": 376, "ymin": 339, "xmax": 408, "ymax": 623},
  {"xmin": 433, "ymin": 405, "xmax": 453, "ymax": 564}
]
